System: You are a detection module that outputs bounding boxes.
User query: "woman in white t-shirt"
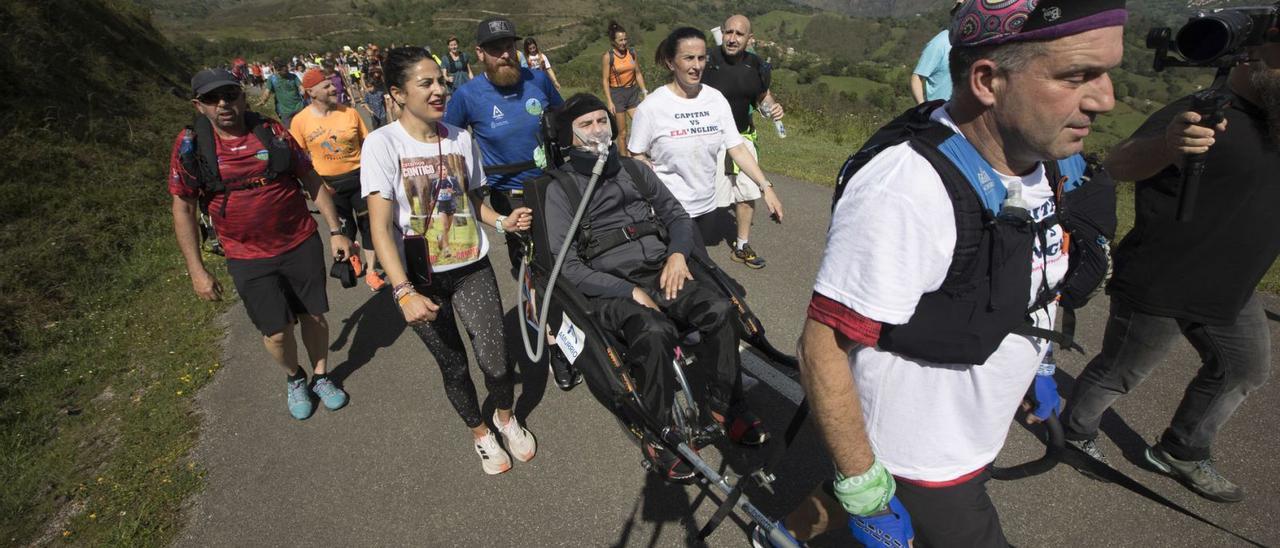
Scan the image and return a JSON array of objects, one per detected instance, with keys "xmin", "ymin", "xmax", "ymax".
[
  {"xmin": 523, "ymin": 37, "xmax": 561, "ymax": 90},
  {"xmin": 627, "ymin": 27, "xmax": 783, "ymax": 253},
  {"xmin": 361, "ymin": 47, "xmax": 537, "ymax": 476}
]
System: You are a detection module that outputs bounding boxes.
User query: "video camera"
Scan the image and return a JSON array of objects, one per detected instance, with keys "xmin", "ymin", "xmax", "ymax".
[
  {"xmin": 1148, "ymin": 3, "xmax": 1280, "ymax": 69},
  {"xmin": 1146, "ymin": 4, "xmax": 1280, "ymax": 222}
]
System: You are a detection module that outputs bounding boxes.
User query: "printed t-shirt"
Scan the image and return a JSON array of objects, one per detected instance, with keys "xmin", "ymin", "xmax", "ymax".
[
  {"xmin": 360, "ymin": 121, "xmax": 489, "ymax": 272},
  {"xmin": 443, "ymin": 69, "xmax": 563, "ymax": 191},
  {"xmin": 288, "ymin": 104, "xmax": 368, "ymax": 177},
  {"xmin": 810, "ymin": 106, "xmax": 1068, "ymax": 483},
  {"xmin": 526, "ymin": 53, "xmax": 552, "ymax": 71},
  {"xmin": 913, "ymin": 30, "xmax": 953, "ymax": 102},
  {"xmin": 703, "ymin": 48, "xmax": 770, "ymax": 134},
  {"xmin": 267, "ymin": 73, "xmax": 305, "ymax": 117},
  {"xmin": 167, "ymin": 118, "xmax": 317, "ymax": 260},
  {"xmin": 627, "ymin": 85, "xmax": 743, "ymax": 217}
]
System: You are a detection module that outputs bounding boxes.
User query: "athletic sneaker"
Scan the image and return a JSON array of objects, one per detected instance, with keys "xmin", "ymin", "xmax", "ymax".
[
  {"xmin": 311, "ymin": 377, "xmax": 348, "ymax": 410},
  {"xmin": 1065, "ymin": 438, "xmax": 1109, "ymax": 464},
  {"xmin": 731, "ymin": 241, "xmax": 766, "ymax": 269},
  {"xmin": 644, "ymin": 439, "xmax": 697, "ymax": 483},
  {"xmin": 365, "ymin": 270, "xmax": 387, "ymax": 292},
  {"xmin": 712, "ymin": 407, "xmax": 770, "ymax": 446},
  {"xmin": 474, "ymin": 431, "xmax": 512, "ymax": 475},
  {"xmin": 286, "ymin": 376, "xmax": 314, "ymax": 420},
  {"xmin": 493, "ymin": 411, "xmax": 537, "ymax": 462},
  {"xmin": 1145, "ymin": 445, "xmax": 1245, "ymax": 503}
]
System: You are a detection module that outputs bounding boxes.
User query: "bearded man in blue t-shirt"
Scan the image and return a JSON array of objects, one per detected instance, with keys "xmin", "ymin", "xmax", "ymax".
[{"xmin": 445, "ymin": 16, "xmax": 564, "ymax": 272}]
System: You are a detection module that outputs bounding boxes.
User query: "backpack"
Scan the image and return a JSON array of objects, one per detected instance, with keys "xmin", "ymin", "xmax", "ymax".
[
  {"xmin": 178, "ymin": 111, "xmax": 293, "ymax": 216},
  {"xmin": 834, "ymin": 101, "xmax": 1116, "ymax": 361}
]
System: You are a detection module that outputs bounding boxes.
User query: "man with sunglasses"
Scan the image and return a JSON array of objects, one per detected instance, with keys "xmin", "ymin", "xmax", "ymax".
[
  {"xmin": 168, "ymin": 68, "xmax": 355, "ymax": 420},
  {"xmin": 444, "ymin": 17, "xmax": 564, "ymax": 274}
]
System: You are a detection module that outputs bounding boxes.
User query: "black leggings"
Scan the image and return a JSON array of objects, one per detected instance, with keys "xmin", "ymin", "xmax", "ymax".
[
  {"xmin": 410, "ymin": 257, "xmax": 514, "ymax": 428},
  {"xmin": 325, "ymin": 170, "xmax": 374, "ymax": 250}
]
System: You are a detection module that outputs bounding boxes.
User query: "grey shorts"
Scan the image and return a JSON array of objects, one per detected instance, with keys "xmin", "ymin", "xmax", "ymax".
[{"xmin": 609, "ymin": 85, "xmax": 643, "ymax": 112}]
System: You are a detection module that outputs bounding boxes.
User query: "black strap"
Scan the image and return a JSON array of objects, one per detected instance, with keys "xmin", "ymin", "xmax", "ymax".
[
  {"xmin": 485, "ymin": 160, "xmax": 538, "ymax": 175},
  {"xmin": 1011, "ymin": 309, "xmax": 1083, "ymax": 353},
  {"xmin": 580, "ymin": 221, "xmax": 665, "ymax": 261}
]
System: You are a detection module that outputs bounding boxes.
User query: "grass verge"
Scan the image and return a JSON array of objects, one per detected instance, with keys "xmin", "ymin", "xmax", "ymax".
[{"xmin": 0, "ymin": 83, "xmax": 234, "ymax": 546}]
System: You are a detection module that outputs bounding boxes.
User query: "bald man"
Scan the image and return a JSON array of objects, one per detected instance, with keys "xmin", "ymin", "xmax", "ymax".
[{"xmin": 703, "ymin": 14, "xmax": 784, "ymax": 270}]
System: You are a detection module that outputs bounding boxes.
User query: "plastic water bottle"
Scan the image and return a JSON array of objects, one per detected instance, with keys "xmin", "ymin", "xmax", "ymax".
[
  {"xmin": 1038, "ymin": 346, "xmax": 1056, "ymax": 377},
  {"xmin": 761, "ymin": 99, "xmax": 786, "ymax": 139}
]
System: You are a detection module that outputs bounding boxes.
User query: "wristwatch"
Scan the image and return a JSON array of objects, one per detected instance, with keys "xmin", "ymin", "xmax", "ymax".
[
  {"xmin": 329, "ymin": 228, "xmax": 343, "ymax": 236},
  {"xmin": 495, "ymin": 215, "xmax": 508, "ymax": 234}
]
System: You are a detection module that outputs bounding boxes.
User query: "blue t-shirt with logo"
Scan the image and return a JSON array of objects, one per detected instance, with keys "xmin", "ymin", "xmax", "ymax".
[{"xmin": 443, "ymin": 68, "xmax": 563, "ymax": 190}]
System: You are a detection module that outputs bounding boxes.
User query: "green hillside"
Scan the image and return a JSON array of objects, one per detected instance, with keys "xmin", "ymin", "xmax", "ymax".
[{"xmin": 1, "ymin": 0, "xmax": 238, "ymax": 545}]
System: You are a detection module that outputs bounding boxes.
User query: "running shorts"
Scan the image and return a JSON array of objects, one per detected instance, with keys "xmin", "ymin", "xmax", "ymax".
[
  {"xmin": 226, "ymin": 234, "xmax": 329, "ymax": 336},
  {"xmin": 714, "ymin": 135, "xmax": 762, "ymax": 208},
  {"xmin": 609, "ymin": 85, "xmax": 643, "ymax": 113}
]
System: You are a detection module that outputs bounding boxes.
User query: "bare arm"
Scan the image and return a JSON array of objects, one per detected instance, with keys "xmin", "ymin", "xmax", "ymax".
[
  {"xmin": 298, "ymin": 169, "xmax": 354, "ymax": 259},
  {"xmin": 798, "ymin": 318, "xmax": 876, "ymax": 477},
  {"xmin": 171, "ymin": 195, "xmax": 222, "ymax": 300},
  {"xmin": 367, "ymin": 193, "xmax": 439, "ymax": 323},
  {"xmin": 1103, "ymin": 111, "xmax": 1227, "ymax": 182},
  {"xmin": 909, "ymin": 74, "xmax": 926, "ymax": 105},
  {"xmin": 602, "ymin": 52, "xmax": 615, "ymax": 111},
  {"xmin": 546, "ymin": 66, "xmax": 561, "ymax": 90},
  {"xmin": 636, "ymin": 63, "xmax": 648, "ymax": 93},
  {"xmin": 727, "ymin": 143, "xmax": 783, "ymax": 221}
]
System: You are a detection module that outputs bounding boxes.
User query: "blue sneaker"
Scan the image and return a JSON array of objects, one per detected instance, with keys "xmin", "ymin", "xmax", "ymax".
[
  {"xmin": 312, "ymin": 376, "xmax": 348, "ymax": 411},
  {"xmin": 287, "ymin": 377, "xmax": 314, "ymax": 420}
]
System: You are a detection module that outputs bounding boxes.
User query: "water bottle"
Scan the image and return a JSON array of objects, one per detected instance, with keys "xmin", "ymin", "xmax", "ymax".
[
  {"xmin": 760, "ymin": 99, "xmax": 786, "ymax": 139},
  {"xmin": 998, "ymin": 181, "xmax": 1031, "ymax": 223},
  {"xmin": 1038, "ymin": 346, "xmax": 1056, "ymax": 377}
]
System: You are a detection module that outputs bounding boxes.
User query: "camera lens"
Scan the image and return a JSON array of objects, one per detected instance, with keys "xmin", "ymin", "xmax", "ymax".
[{"xmin": 1176, "ymin": 11, "xmax": 1254, "ymax": 64}]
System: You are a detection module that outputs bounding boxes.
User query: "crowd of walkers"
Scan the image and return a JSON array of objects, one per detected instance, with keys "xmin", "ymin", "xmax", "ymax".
[{"xmin": 169, "ymin": 0, "xmax": 1279, "ymax": 545}]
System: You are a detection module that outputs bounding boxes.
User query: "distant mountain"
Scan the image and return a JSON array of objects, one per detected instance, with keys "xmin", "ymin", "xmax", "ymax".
[{"xmin": 786, "ymin": 0, "xmax": 938, "ymax": 17}]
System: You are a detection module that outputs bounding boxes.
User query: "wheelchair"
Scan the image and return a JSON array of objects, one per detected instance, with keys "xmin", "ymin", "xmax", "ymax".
[{"xmin": 513, "ymin": 161, "xmax": 803, "ymax": 547}]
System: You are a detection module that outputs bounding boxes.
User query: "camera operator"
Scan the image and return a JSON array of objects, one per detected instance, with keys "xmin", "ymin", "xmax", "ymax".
[{"xmin": 1061, "ymin": 40, "xmax": 1280, "ymax": 503}]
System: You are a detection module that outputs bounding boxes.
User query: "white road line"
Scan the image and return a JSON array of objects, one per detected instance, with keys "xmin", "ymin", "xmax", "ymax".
[{"xmin": 740, "ymin": 345, "xmax": 805, "ymax": 405}]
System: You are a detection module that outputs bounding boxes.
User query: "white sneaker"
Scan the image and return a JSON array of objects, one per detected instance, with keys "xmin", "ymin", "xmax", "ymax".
[
  {"xmin": 474, "ymin": 431, "xmax": 511, "ymax": 475},
  {"xmin": 494, "ymin": 411, "xmax": 537, "ymax": 463}
]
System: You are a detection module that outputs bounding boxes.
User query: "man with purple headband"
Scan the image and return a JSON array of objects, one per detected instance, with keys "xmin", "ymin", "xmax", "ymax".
[{"xmin": 770, "ymin": 1, "xmax": 1127, "ymax": 546}]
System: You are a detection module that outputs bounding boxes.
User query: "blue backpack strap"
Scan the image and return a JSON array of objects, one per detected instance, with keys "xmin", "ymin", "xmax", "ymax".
[
  {"xmin": 934, "ymin": 133, "xmax": 1008, "ymax": 215},
  {"xmin": 1057, "ymin": 154, "xmax": 1087, "ymax": 192}
]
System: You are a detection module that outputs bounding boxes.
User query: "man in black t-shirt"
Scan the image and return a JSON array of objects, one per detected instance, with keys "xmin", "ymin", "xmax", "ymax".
[
  {"xmin": 703, "ymin": 14, "xmax": 784, "ymax": 269},
  {"xmin": 1061, "ymin": 42, "xmax": 1280, "ymax": 504}
]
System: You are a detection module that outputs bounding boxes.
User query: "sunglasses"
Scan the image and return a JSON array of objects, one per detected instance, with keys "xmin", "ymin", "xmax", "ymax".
[{"xmin": 197, "ymin": 88, "xmax": 243, "ymax": 105}]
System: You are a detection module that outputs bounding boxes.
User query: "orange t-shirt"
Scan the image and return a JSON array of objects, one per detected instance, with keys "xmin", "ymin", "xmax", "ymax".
[
  {"xmin": 607, "ymin": 48, "xmax": 637, "ymax": 89},
  {"xmin": 288, "ymin": 104, "xmax": 368, "ymax": 177}
]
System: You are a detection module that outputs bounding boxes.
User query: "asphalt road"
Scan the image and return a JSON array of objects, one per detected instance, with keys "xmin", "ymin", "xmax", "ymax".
[{"xmin": 177, "ymin": 170, "xmax": 1280, "ymax": 547}]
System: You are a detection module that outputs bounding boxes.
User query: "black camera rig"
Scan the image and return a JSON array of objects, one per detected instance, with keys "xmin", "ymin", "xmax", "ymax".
[{"xmin": 1147, "ymin": 4, "xmax": 1280, "ymax": 221}]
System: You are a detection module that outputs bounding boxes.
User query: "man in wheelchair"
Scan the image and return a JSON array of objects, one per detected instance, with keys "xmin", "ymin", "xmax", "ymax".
[{"xmin": 541, "ymin": 94, "xmax": 768, "ymax": 481}]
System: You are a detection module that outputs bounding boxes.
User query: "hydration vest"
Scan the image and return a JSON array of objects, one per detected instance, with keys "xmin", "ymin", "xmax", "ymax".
[
  {"xmin": 178, "ymin": 111, "xmax": 293, "ymax": 216},
  {"xmin": 834, "ymin": 101, "xmax": 1116, "ymax": 364}
]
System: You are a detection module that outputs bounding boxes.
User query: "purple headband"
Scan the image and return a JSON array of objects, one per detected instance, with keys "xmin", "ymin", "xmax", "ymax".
[{"xmin": 950, "ymin": 0, "xmax": 1128, "ymax": 48}]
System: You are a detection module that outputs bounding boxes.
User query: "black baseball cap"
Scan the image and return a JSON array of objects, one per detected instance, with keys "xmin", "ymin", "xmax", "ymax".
[
  {"xmin": 191, "ymin": 68, "xmax": 240, "ymax": 97},
  {"xmin": 476, "ymin": 17, "xmax": 520, "ymax": 46}
]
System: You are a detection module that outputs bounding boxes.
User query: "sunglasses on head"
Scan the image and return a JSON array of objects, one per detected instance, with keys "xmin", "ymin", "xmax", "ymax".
[{"xmin": 197, "ymin": 87, "xmax": 242, "ymax": 105}]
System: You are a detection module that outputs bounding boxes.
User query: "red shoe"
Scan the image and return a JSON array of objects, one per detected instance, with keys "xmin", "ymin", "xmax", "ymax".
[
  {"xmin": 644, "ymin": 438, "xmax": 697, "ymax": 483},
  {"xmin": 365, "ymin": 270, "xmax": 387, "ymax": 292},
  {"xmin": 712, "ymin": 407, "xmax": 770, "ymax": 447}
]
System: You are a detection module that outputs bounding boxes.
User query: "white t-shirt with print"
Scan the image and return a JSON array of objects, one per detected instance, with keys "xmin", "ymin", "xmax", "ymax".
[
  {"xmin": 627, "ymin": 85, "xmax": 744, "ymax": 217},
  {"xmin": 360, "ymin": 121, "xmax": 490, "ymax": 273},
  {"xmin": 813, "ymin": 106, "xmax": 1069, "ymax": 483}
]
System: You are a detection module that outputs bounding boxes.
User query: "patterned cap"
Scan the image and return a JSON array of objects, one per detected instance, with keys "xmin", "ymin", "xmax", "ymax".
[{"xmin": 950, "ymin": 0, "xmax": 1127, "ymax": 47}]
